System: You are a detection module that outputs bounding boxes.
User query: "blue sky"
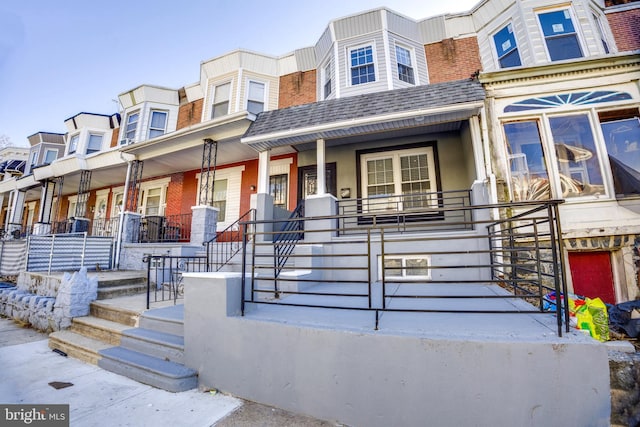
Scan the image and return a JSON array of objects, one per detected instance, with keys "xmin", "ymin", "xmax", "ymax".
[{"xmin": 0, "ymin": 0, "xmax": 479, "ymax": 147}]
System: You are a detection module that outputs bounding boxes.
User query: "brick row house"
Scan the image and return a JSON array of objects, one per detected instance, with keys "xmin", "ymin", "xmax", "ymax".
[{"xmin": 1, "ymin": 0, "xmax": 639, "ymax": 304}]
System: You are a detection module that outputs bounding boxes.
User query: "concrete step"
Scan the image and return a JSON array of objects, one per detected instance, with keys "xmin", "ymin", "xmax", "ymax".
[
  {"xmin": 90, "ymin": 301, "xmax": 140, "ymax": 327},
  {"xmin": 138, "ymin": 305, "xmax": 184, "ymax": 336},
  {"xmin": 98, "ymin": 346, "xmax": 197, "ymax": 392},
  {"xmin": 49, "ymin": 330, "xmax": 111, "ymax": 365},
  {"xmin": 69, "ymin": 316, "xmax": 130, "ymax": 346},
  {"xmin": 97, "ymin": 276, "xmax": 146, "ymax": 289},
  {"xmin": 120, "ymin": 328, "xmax": 185, "ymax": 364},
  {"xmin": 97, "ymin": 283, "xmax": 147, "ymax": 300}
]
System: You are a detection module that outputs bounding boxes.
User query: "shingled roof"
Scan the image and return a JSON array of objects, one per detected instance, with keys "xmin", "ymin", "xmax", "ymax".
[{"xmin": 242, "ymin": 79, "xmax": 485, "ymax": 149}]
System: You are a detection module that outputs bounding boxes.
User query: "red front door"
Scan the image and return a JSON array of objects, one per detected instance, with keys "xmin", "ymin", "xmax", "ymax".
[{"xmin": 568, "ymin": 251, "xmax": 616, "ymax": 305}]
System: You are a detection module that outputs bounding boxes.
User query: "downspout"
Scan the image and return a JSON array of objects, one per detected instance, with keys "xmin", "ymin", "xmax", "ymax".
[{"xmin": 114, "ymin": 157, "xmax": 134, "ymax": 269}]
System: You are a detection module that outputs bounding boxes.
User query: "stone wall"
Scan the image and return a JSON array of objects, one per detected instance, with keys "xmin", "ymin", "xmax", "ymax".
[{"xmin": 610, "ymin": 350, "xmax": 640, "ymax": 426}]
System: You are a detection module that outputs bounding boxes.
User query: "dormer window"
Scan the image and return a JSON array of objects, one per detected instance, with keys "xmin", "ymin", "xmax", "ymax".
[
  {"xmin": 322, "ymin": 62, "xmax": 332, "ymax": 99},
  {"xmin": 537, "ymin": 9, "xmax": 583, "ymax": 61},
  {"xmin": 148, "ymin": 110, "xmax": 168, "ymax": 138},
  {"xmin": 68, "ymin": 134, "xmax": 79, "ymax": 154},
  {"xmin": 592, "ymin": 12, "xmax": 610, "ymax": 54},
  {"xmin": 211, "ymin": 82, "xmax": 231, "ymax": 119},
  {"xmin": 30, "ymin": 151, "xmax": 37, "ymax": 167},
  {"xmin": 350, "ymin": 44, "xmax": 376, "ymax": 85},
  {"xmin": 247, "ymin": 81, "xmax": 265, "ymax": 115},
  {"xmin": 124, "ymin": 111, "xmax": 139, "ymax": 142},
  {"xmin": 395, "ymin": 45, "xmax": 415, "ymax": 84},
  {"xmin": 493, "ymin": 23, "xmax": 522, "ymax": 68},
  {"xmin": 44, "ymin": 149, "xmax": 57, "ymax": 164},
  {"xmin": 87, "ymin": 133, "xmax": 103, "ymax": 154}
]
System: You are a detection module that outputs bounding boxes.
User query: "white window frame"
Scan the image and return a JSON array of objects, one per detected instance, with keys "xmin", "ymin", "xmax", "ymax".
[
  {"xmin": 138, "ymin": 178, "xmax": 170, "ymax": 217},
  {"xmin": 394, "ymin": 43, "xmax": 415, "ymax": 85},
  {"xmin": 492, "ymin": 22, "xmax": 522, "ymax": 69},
  {"xmin": 211, "ymin": 81, "xmax": 232, "ymax": 119},
  {"xmin": 348, "ymin": 43, "xmax": 377, "ymax": 87},
  {"xmin": 110, "ymin": 187, "xmax": 124, "ymax": 218},
  {"xmin": 68, "ymin": 134, "xmax": 79, "ymax": 154},
  {"xmin": 360, "ymin": 146, "xmax": 438, "ymax": 211},
  {"xmin": 43, "ymin": 148, "xmax": 58, "ymax": 164},
  {"xmin": 246, "ymin": 80, "xmax": 266, "ymax": 115},
  {"xmin": 86, "ymin": 133, "xmax": 103, "ymax": 154},
  {"xmin": 30, "ymin": 150, "xmax": 38, "ymax": 166},
  {"xmin": 67, "ymin": 195, "xmax": 78, "ymax": 219},
  {"xmin": 123, "ymin": 110, "xmax": 140, "ymax": 143},
  {"xmin": 536, "ymin": 7, "xmax": 584, "ymax": 62},
  {"xmin": 148, "ymin": 110, "xmax": 168, "ymax": 139},
  {"xmin": 591, "ymin": 10, "xmax": 610, "ymax": 54},
  {"xmin": 378, "ymin": 254, "xmax": 431, "ymax": 281},
  {"xmin": 322, "ymin": 61, "xmax": 332, "ymax": 99},
  {"xmin": 196, "ymin": 165, "xmax": 245, "ymax": 231}
]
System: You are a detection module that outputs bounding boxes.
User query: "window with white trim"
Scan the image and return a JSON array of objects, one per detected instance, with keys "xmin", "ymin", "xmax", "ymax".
[
  {"xmin": 148, "ymin": 110, "xmax": 167, "ymax": 139},
  {"xmin": 379, "ymin": 255, "xmax": 431, "ymax": 281},
  {"xmin": 493, "ymin": 23, "xmax": 521, "ymax": 68},
  {"xmin": 44, "ymin": 149, "xmax": 57, "ymax": 164},
  {"xmin": 537, "ymin": 8, "xmax": 583, "ymax": 61},
  {"xmin": 322, "ymin": 62, "xmax": 332, "ymax": 99},
  {"xmin": 86, "ymin": 133, "xmax": 103, "ymax": 154},
  {"xmin": 395, "ymin": 45, "xmax": 415, "ymax": 84},
  {"xmin": 350, "ymin": 44, "xmax": 375, "ymax": 85},
  {"xmin": 68, "ymin": 134, "xmax": 79, "ymax": 154},
  {"xmin": 30, "ymin": 151, "xmax": 37, "ymax": 166},
  {"xmin": 599, "ymin": 109, "xmax": 640, "ymax": 197},
  {"xmin": 360, "ymin": 146, "xmax": 438, "ymax": 212},
  {"xmin": 212, "ymin": 179, "xmax": 228, "ymax": 222},
  {"xmin": 592, "ymin": 12, "xmax": 610, "ymax": 54},
  {"xmin": 124, "ymin": 111, "xmax": 139, "ymax": 142},
  {"xmin": 247, "ymin": 81, "xmax": 265, "ymax": 115},
  {"xmin": 211, "ymin": 82, "xmax": 231, "ymax": 119}
]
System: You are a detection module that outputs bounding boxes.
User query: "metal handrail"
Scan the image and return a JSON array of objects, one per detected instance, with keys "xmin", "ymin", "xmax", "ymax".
[
  {"xmin": 273, "ymin": 201, "xmax": 305, "ymax": 279},
  {"xmin": 239, "ymin": 199, "xmax": 568, "ymax": 336},
  {"xmin": 206, "ymin": 209, "xmax": 255, "ymax": 271}
]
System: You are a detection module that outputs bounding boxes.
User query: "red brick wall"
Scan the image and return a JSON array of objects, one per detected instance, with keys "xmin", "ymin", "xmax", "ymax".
[
  {"xmin": 278, "ymin": 70, "xmax": 317, "ymax": 109},
  {"xmin": 177, "ymin": 98, "xmax": 204, "ymax": 130},
  {"xmin": 165, "ymin": 173, "xmax": 185, "ymax": 217},
  {"xmin": 240, "ymin": 159, "xmax": 259, "ymax": 216},
  {"xmin": 606, "ymin": 8, "xmax": 640, "ymax": 52},
  {"xmin": 424, "ymin": 37, "xmax": 482, "ymax": 84},
  {"xmin": 109, "ymin": 129, "xmax": 120, "ymax": 148}
]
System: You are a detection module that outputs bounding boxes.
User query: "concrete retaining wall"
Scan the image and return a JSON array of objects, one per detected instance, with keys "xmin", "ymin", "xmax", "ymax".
[{"xmin": 183, "ymin": 272, "xmax": 611, "ymax": 427}]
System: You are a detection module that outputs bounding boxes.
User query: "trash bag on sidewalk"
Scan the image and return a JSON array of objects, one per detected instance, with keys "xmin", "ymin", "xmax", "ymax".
[{"xmin": 608, "ymin": 300, "xmax": 640, "ymax": 338}]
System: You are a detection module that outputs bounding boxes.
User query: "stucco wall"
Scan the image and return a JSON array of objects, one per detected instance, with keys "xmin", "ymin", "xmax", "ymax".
[{"xmin": 184, "ymin": 272, "xmax": 611, "ymax": 427}]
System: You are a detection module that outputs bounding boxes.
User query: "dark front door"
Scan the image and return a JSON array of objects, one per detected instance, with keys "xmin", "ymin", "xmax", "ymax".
[{"xmin": 298, "ymin": 163, "xmax": 337, "ymax": 200}]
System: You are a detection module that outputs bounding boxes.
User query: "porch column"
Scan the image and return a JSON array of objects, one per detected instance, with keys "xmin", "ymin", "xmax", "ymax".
[
  {"xmin": 7, "ymin": 189, "xmax": 25, "ymax": 238},
  {"xmin": 252, "ymin": 149, "xmax": 274, "ymax": 242},
  {"xmin": 190, "ymin": 205, "xmax": 218, "ymax": 245},
  {"xmin": 469, "ymin": 115, "xmax": 486, "ymax": 182},
  {"xmin": 33, "ymin": 179, "xmax": 56, "ymax": 235},
  {"xmin": 316, "ymin": 139, "xmax": 326, "ymax": 196}
]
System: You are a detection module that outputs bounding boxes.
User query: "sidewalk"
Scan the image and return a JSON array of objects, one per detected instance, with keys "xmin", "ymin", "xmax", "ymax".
[{"xmin": 0, "ymin": 317, "xmax": 337, "ymax": 427}]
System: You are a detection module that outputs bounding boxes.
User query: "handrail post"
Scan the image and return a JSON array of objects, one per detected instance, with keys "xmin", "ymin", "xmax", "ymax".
[
  {"xmin": 381, "ymin": 228, "xmax": 386, "ymax": 310},
  {"xmin": 241, "ymin": 222, "xmax": 247, "ymax": 315},
  {"xmin": 547, "ymin": 202, "xmax": 563, "ymax": 337}
]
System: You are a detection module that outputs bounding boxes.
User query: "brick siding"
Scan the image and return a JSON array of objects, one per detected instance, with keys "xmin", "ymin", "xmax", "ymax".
[
  {"xmin": 177, "ymin": 94, "xmax": 204, "ymax": 130},
  {"xmin": 424, "ymin": 37, "xmax": 482, "ymax": 84},
  {"xmin": 278, "ymin": 70, "xmax": 317, "ymax": 109},
  {"xmin": 606, "ymin": 8, "xmax": 640, "ymax": 52}
]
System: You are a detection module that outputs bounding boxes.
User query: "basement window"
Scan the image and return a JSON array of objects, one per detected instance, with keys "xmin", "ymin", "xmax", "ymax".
[{"xmin": 379, "ymin": 255, "xmax": 431, "ymax": 281}]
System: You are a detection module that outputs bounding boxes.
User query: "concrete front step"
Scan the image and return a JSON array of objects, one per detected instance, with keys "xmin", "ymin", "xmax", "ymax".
[
  {"xmin": 138, "ymin": 305, "xmax": 184, "ymax": 336},
  {"xmin": 69, "ymin": 316, "xmax": 130, "ymax": 346},
  {"xmin": 98, "ymin": 346, "xmax": 197, "ymax": 393},
  {"xmin": 90, "ymin": 301, "xmax": 140, "ymax": 327},
  {"xmin": 120, "ymin": 328, "xmax": 185, "ymax": 364},
  {"xmin": 97, "ymin": 283, "xmax": 147, "ymax": 300},
  {"xmin": 49, "ymin": 330, "xmax": 111, "ymax": 365}
]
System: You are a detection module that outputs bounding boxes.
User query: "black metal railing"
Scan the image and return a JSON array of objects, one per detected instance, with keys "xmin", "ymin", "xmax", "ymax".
[
  {"xmin": 144, "ymin": 254, "xmax": 208, "ymax": 308},
  {"xmin": 239, "ymin": 199, "xmax": 568, "ymax": 336},
  {"xmin": 336, "ymin": 189, "xmax": 473, "ymax": 235},
  {"xmin": 138, "ymin": 213, "xmax": 192, "ymax": 243},
  {"xmin": 206, "ymin": 209, "xmax": 255, "ymax": 272},
  {"xmin": 273, "ymin": 201, "xmax": 305, "ymax": 280}
]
